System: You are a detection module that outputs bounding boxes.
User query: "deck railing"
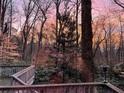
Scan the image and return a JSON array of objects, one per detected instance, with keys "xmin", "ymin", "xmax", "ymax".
[
  {"xmin": 0, "ymin": 65, "xmax": 29, "ymax": 78},
  {"xmin": 11, "ymin": 65, "xmax": 35, "ymax": 85},
  {"xmin": 0, "ymin": 82, "xmax": 124, "ymax": 93},
  {"xmin": 9, "ymin": 65, "xmax": 124, "ymax": 93}
]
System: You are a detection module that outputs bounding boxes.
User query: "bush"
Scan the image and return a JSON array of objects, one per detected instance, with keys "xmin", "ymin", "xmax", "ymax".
[
  {"xmin": 34, "ymin": 67, "xmax": 57, "ymax": 84},
  {"xmin": 34, "ymin": 65, "xmax": 85, "ymax": 84}
]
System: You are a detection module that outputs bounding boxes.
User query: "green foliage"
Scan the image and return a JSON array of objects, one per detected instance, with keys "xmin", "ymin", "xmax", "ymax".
[
  {"xmin": 61, "ymin": 65, "xmax": 85, "ymax": 82},
  {"xmin": 95, "ymin": 66, "xmax": 124, "ymax": 85},
  {"xmin": 34, "ymin": 67, "xmax": 57, "ymax": 84},
  {"xmin": 34, "ymin": 64, "xmax": 85, "ymax": 84}
]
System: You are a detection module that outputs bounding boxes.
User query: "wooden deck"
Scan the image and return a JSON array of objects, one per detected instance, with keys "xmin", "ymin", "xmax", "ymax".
[{"xmin": 0, "ymin": 65, "xmax": 122, "ymax": 93}]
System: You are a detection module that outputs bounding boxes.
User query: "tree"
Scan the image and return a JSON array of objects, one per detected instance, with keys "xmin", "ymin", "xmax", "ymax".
[
  {"xmin": 102, "ymin": 19, "xmax": 116, "ymax": 66},
  {"xmin": 53, "ymin": 0, "xmax": 63, "ymax": 46},
  {"xmin": 0, "ymin": 36, "xmax": 20, "ymax": 62},
  {"xmin": 57, "ymin": 12, "xmax": 77, "ymax": 51},
  {"xmin": 75, "ymin": 0, "xmax": 81, "ymax": 46},
  {"xmin": 92, "ymin": 16, "xmax": 106, "ymax": 58},
  {"xmin": 9, "ymin": 0, "xmax": 13, "ymax": 36},
  {"xmin": 22, "ymin": 0, "xmax": 39, "ymax": 60},
  {"xmin": 81, "ymin": 0, "xmax": 94, "ymax": 81},
  {"xmin": 0, "ymin": 0, "xmax": 13, "ymax": 35},
  {"xmin": 33, "ymin": 0, "xmax": 52, "ymax": 51},
  {"xmin": 0, "ymin": 0, "xmax": 17, "ymax": 62},
  {"xmin": 116, "ymin": 14, "xmax": 124, "ymax": 63},
  {"xmin": 53, "ymin": 0, "xmax": 77, "ymax": 50}
]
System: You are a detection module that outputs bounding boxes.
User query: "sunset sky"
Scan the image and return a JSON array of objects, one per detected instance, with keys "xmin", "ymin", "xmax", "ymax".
[
  {"xmin": 13, "ymin": 0, "xmax": 121, "ymax": 30},
  {"xmin": 15, "ymin": 0, "xmax": 114, "ymax": 15},
  {"xmin": 92, "ymin": 0, "xmax": 118, "ymax": 16}
]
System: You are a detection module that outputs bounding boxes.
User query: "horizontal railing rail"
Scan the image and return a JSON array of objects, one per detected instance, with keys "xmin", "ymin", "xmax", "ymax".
[
  {"xmin": 0, "ymin": 65, "xmax": 30, "ymax": 67},
  {"xmin": 119, "ymin": 72, "xmax": 124, "ymax": 78},
  {"xmin": 0, "ymin": 82, "xmax": 123, "ymax": 93},
  {"xmin": 11, "ymin": 65, "xmax": 35, "ymax": 85}
]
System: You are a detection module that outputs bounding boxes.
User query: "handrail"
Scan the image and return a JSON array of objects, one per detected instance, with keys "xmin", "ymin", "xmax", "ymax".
[
  {"xmin": 0, "ymin": 82, "xmax": 104, "ymax": 89},
  {"xmin": 119, "ymin": 72, "xmax": 124, "ymax": 78},
  {"xmin": 0, "ymin": 82, "xmax": 123, "ymax": 93},
  {"xmin": 10, "ymin": 65, "xmax": 124, "ymax": 93},
  {"xmin": 106, "ymin": 83, "xmax": 124, "ymax": 93}
]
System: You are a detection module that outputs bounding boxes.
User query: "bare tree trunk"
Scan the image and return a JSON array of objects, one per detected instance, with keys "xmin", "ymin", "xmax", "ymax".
[
  {"xmin": 30, "ymin": 25, "xmax": 35, "ymax": 60},
  {"xmin": 22, "ymin": 37, "xmax": 27, "ymax": 60},
  {"xmin": 53, "ymin": 0, "xmax": 61, "ymax": 48},
  {"xmin": 21, "ymin": 1, "xmax": 39, "ymax": 60},
  {"xmin": 30, "ymin": 34, "xmax": 34, "ymax": 57},
  {"xmin": 81, "ymin": 0, "xmax": 94, "ymax": 82},
  {"xmin": 56, "ymin": 6, "xmax": 58, "ymax": 44},
  {"xmin": 56, "ymin": 5, "xmax": 59, "ymax": 47},
  {"xmin": 105, "ymin": 39, "xmax": 109, "ymax": 64},
  {"xmin": 9, "ymin": 0, "xmax": 13, "ymax": 36},
  {"xmin": 0, "ymin": 1, "xmax": 1, "ymax": 33},
  {"xmin": 76, "ymin": 0, "xmax": 79, "ymax": 47},
  {"xmin": 37, "ymin": 19, "xmax": 46, "ymax": 51},
  {"xmin": 118, "ymin": 16, "xmax": 124, "ymax": 63}
]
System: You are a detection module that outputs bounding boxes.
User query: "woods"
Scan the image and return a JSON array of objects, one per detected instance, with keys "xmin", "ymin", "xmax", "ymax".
[{"xmin": 0, "ymin": 0, "xmax": 124, "ymax": 83}]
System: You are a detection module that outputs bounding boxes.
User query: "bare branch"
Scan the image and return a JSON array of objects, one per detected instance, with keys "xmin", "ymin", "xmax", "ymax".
[{"xmin": 113, "ymin": 0, "xmax": 124, "ymax": 9}]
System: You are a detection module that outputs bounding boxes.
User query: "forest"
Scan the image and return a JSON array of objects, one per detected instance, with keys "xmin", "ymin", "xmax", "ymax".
[{"xmin": 0, "ymin": 0, "xmax": 124, "ymax": 84}]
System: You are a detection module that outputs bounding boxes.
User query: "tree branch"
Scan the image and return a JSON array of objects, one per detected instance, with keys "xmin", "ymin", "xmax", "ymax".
[{"xmin": 113, "ymin": 0, "xmax": 124, "ymax": 9}]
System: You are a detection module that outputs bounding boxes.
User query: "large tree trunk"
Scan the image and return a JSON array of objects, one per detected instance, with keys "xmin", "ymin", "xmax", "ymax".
[
  {"xmin": 22, "ymin": 37, "xmax": 27, "ymax": 60},
  {"xmin": 56, "ymin": 5, "xmax": 58, "ymax": 43},
  {"xmin": 81, "ymin": 0, "xmax": 94, "ymax": 82},
  {"xmin": 0, "ymin": 1, "xmax": 1, "ymax": 33},
  {"xmin": 37, "ymin": 20, "xmax": 46, "ymax": 51},
  {"xmin": 9, "ymin": 0, "xmax": 12, "ymax": 36},
  {"xmin": 76, "ymin": 0, "xmax": 79, "ymax": 47}
]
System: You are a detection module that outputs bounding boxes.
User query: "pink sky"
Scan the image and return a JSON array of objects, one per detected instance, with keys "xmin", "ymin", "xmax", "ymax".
[
  {"xmin": 15, "ymin": 0, "xmax": 117, "ymax": 16},
  {"xmin": 15, "ymin": 0, "xmax": 112, "ymax": 16},
  {"xmin": 13, "ymin": 0, "xmax": 120, "ymax": 30},
  {"xmin": 92, "ymin": 0, "xmax": 114, "ymax": 17}
]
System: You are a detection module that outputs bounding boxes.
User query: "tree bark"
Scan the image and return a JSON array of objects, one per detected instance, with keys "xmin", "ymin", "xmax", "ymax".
[
  {"xmin": 76, "ymin": 0, "xmax": 79, "ymax": 47},
  {"xmin": 9, "ymin": 0, "xmax": 13, "ymax": 36},
  {"xmin": 81, "ymin": 0, "xmax": 94, "ymax": 82},
  {"xmin": 22, "ymin": 37, "xmax": 27, "ymax": 60},
  {"xmin": 0, "ymin": 1, "xmax": 1, "ymax": 32},
  {"xmin": 37, "ymin": 19, "xmax": 46, "ymax": 51}
]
